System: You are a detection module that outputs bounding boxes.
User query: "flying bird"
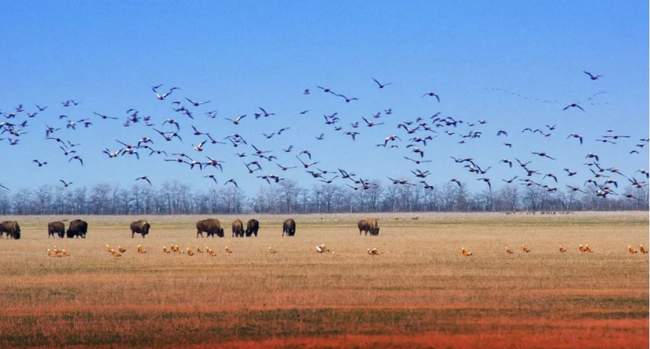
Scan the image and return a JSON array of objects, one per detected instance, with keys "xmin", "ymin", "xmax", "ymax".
[
  {"xmin": 532, "ymin": 152, "xmax": 555, "ymax": 160},
  {"xmin": 225, "ymin": 114, "xmax": 247, "ymax": 125},
  {"xmin": 135, "ymin": 176, "xmax": 152, "ymax": 185},
  {"xmin": 68, "ymin": 155, "xmax": 84, "ymax": 166},
  {"xmin": 185, "ymin": 97, "xmax": 210, "ymax": 107},
  {"xmin": 583, "ymin": 70, "xmax": 602, "ymax": 80},
  {"xmin": 422, "ymin": 91, "xmax": 440, "ymax": 102},
  {"xmin": 59, "ymin": 180, "xmax": 73, "ymax": 188},
  {"xmin": 224, "ymin": 179, "xmax": 239, "ymax": 188},
  {"xmin": 152, "ymin": 86, "xmax": 179, "ymax": 100},
  {"xmin": 371, "ymin": 77, "xmax": 391, "ymax": 89},
  {"xmin": 204, "ymin": 175, "xmax": 218, "ymax": 184},
  {"xmin": 93, "ymin": 112, "xmax": 118, "ymax": 120},
  {"xmin": 562, "ymin": 103, "xmax": 584, "ymax": 112}
]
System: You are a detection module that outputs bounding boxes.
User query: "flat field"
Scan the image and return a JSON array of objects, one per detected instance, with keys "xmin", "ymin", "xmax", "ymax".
[{"xmin": 0, "ymin": 212, "xmax": 647, "ymax": 348}]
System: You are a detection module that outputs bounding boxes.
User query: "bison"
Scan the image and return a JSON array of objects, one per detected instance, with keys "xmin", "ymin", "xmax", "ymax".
[
  {"xmin": 232, "ymin": 219, "xmax": 244, "ymax": 238},
  {"xmin": 130, "ymin": 220, "xmax": 151, "ymax": 238},
  {"xmin": 282, "ymin": 218, "xmax": 296, "ymax": 237},
  {"xmin": 0, "ymin": 221, "xmax": 21, "ymax": 239},
  {"xmin": 245, "ymin": 219, "xmax": 259, "ymax": 237},
  {"xmin": 196, "ymin": 218, "xmax": 224, "ymax": 238},
  {"xmin": 358, "ymin": 218, "xmax": 380, "ymax": 236},
  {"xmin": 48, "ymin": 221, "xmax": 65, "ymax": 238},
  {"xmin": 66, "ymin": 219, "xmax": 88, "ymax": 238}
]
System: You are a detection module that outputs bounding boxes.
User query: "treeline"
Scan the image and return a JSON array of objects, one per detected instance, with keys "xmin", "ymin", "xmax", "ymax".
[{"xmin": 0, "ymin": 180, "xmax": 647, "ymax": 215}]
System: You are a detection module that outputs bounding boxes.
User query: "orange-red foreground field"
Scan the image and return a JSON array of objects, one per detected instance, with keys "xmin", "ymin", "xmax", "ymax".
[{"xmin": 0, "ymin": 212, "xmax": 647, "ymax": 348}]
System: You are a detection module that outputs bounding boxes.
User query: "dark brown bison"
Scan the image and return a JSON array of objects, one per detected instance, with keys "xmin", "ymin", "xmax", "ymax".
[
  {"xmin": 66, "ymin": 219, "xmax": 88, "ymax": 238},
  {"xmin": 245, "ymin": 219, "xmax": 259, "ymax": 237},
  {"xmin": 196, "ymin": 218, "xmax": 224, "ymax": 238},
  {"xmin": 282, "ymin": 218, "xmax": 296, "ymax": 237},
  {"xmin": 358, "ymin": 218, "xmax": 380, "ymax": 236},
  {"xmin": 0, "ymin": 221, "xmax": 21, "ymax": 239},
  {"xmin": 232, "ymin": 219, "xmax": 244, "ymax": 238},
  {"xmin": 130, "ymin": 220, "xmax": 151, "ymax": 238},
  {"xmin": 48, "ymin": 221, "xmax": 65, "ymax": 238}
]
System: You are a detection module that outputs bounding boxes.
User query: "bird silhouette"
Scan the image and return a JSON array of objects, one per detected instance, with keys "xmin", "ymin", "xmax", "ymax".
[
  {"xmin": 135, "ymin": 176, "xmax": 152, "ymax": 185},
  {"xmin": 372, "ymin": 77, "xmax": 391, "ymax": 89},
  {"xmin": 583, "ymin": 70, "xmax": 602, "ymax": 80},
  {"xmin": 563, "ymin": 103, "xmax": 584, "ymax": 111},
  {"xmin": 422, "ymin": 91, "xmax": 440, "ymax": 102}
]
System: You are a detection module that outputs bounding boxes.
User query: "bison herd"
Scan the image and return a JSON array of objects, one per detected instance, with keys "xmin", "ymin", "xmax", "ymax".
[{"xmin": 0, "ymin": 217, "xmax": 381, "ymax": 239}]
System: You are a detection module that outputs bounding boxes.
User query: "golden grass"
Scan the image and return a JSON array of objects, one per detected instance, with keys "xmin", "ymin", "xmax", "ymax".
[{"xmin": 0, "ymin": 212, "xmax": 647, "ymax": 348}]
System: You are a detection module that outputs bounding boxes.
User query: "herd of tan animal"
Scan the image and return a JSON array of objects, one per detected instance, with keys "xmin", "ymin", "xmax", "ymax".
[
  {"xmin": 45, "ymin": 242, "xmax": 648, "ymax": 258},
  {"xmin": 460, "ymin": 243, "xmax": 647, "ymax": 257}
]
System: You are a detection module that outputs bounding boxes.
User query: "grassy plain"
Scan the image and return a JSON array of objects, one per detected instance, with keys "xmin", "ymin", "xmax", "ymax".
[{"xmin": 0, "ymin": 212, "xmax": 647, "ymax": 348}]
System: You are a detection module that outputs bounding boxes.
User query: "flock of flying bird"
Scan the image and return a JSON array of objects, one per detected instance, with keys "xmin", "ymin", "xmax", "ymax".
[{"xmin": 0, "ymin": 70, "xmax": 648, "ymax": 201}]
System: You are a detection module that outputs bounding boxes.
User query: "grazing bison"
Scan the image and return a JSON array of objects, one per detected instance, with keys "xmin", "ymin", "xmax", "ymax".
[
  {"xmin": 282, "ymin": 218, "xmax": 296, "ymax": 237},
  {"xmin": 245, "ymin": 219, "xmax": 259, "ymax": 237},
  {"xmin": 130, "ymin": 220, "xmax": 151, "ymax": 238},
  {"xmin": 0, "ymin": 221, "xmax": 21, "ymax": 239},
  {"xmin": 232, "ymin": 219, "xmax": 245, "ymax": 238},
  {"xmin": 48, "ymin": 221, "xmax": 65, "ymax": 238},
  {"xmin": 196, "ymin": 218, "xmax": 224, "ymax": 238},
  {"xmin": 358, "ymin": 218, "xmax": 380, "ymax": 236},
  {"xmin": 66, "ymin": 219, "xmax": 88, "ymax": 238}
]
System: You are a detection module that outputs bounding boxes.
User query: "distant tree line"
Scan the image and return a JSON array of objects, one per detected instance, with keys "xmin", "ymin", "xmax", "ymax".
[{"xmin": 0, "ymin": 180, "xmax": 647, "ymax": 215}]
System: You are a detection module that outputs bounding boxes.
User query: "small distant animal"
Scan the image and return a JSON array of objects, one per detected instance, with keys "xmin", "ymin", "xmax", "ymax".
[
  {"xmin": 245, "ymin": 219, "xmax": 259, "ymax": 237},
  {"xmin": 367, "ymin": 248, "xmax": 380, "ymax": 255},
  {"xmin": 315, "ymin": 243, "xmax": 331, "ymax": 253},
  {"xmin": 0, "ymin": 221, "xmax": 21, "ymax": 239},
  {"xmin": 130, "ymin": 220, "xmax": 150, "ymax": 238},
  {"xmin": 196, "ymin": 218, "xmax": 224, "ymax": 238},
  {"xmin": 282, "ymin": 218, "xmax": 296, "ymax": 237},
  {"xmin": 66, "ymin": 219, "xmax": 88, "ymax": 238},
  {"xmin": 232, "ymin": 219, "xmax": 245, "ymax": 238},
  {"xmin": 358, "ymin": 218, "xmax": 380, "ymax": 236},
  {"xmin": 48, "ymin": 221, "xmax": 65, "ymax": 238}
]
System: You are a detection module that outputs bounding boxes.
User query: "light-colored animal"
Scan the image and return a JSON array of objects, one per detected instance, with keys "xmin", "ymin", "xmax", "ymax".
[
  {"xmin": 367, "ymin": 248, "xmax": 380, "ymax": 255},
  {"xmin": 315, "ymin": 244, "xmax": 331, "ymax": 253}
]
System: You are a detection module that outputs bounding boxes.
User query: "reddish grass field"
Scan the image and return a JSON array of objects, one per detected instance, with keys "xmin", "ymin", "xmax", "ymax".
[{"xmin": 0, "ymin": 212, "xmax": 647, "ymax": 348}]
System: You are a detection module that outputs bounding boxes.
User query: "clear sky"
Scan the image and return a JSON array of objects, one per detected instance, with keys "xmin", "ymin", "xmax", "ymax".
[{"xmin": 0, "ymin": 1, "xmax": 648, "ymax": 194}]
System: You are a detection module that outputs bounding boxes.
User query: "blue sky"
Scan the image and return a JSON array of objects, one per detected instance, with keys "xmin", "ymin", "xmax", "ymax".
[{"xmin": 0, "ymin": 1, "xmax": 648, "ymax": 194}]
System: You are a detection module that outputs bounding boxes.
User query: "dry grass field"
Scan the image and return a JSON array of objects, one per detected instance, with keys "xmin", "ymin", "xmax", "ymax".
[{"xmin": 0, "ymin": 212, "xmax": 647, "ymax": 348}]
